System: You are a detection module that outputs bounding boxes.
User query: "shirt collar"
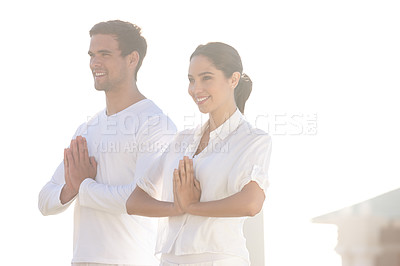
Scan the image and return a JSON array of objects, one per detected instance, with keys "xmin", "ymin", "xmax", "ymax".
[{"xmin": 193, "ymin": 109, "xmax": 244, "ymax": 142}]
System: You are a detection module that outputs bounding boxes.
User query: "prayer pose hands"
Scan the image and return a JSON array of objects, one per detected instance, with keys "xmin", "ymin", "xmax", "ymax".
[
  {"xmin": 64, "ymin": 136, "xmax": 97, "ymax": 194},
  {"xmin": 173, "ymin": 156, "xmax": 201, "ymax": 213}
]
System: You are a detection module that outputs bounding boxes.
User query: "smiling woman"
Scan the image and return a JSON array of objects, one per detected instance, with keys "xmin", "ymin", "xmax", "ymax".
[{"xmin": 120, "ymin": 42, "xmax": 272, "ymax": 266}]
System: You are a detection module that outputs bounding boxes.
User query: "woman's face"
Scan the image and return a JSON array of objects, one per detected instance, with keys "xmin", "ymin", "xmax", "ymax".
[{"xmin": 188, "ymin": 55, "xmax": 237, "ymax": 116}]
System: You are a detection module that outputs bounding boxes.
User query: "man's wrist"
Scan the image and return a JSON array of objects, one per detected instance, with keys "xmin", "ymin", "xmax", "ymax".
[{"xmin": 60, "ymin": 184, "xmax": 78, "ymax": 205}]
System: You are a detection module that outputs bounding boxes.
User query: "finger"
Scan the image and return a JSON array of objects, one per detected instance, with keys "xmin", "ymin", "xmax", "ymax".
[
  {"xmin": 66, "ymin": 148, "xmax": 75, "ymax": 168},
  {"xmin": 78, "ymin": 137, "xmax": 89, "ymax": 164},
  {"xmin": 185, "ymin": 157, "xmax": 193, "ymax": 186},
  {"xmin": 173, "ymin": 169, "xmax": 181, "ymax": 209},
  {"xmin": 173, "ymin": 169, "xmax": 180, "ymax": 185},
  {"xmin": 90, "ymin": 156, "xmax": 97, "ymax": 169},
  {"xmin": 194, "ymin": 178, "xmax": 201, "ymax": 191},
  {"xmin": 179, "ymin": 160, "xmax": 185, "ymax": 185},
  {"xmin": 64, "ymin": 149, "xmax": 69, "ymax": 180},
  {"xmin": 173, "ymin": 169, "xmax": 180, "ymax": 192},
  {"xmin": 70, "ymin": 139, "xmax": 78, "ymax": 164},
  {"xmin": 64, "ymin": 148, "xmax": 68, "ymax": 167}
]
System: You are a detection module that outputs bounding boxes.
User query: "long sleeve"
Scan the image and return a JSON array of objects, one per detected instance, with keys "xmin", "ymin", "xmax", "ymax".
[
  {"xmin": 38, "ymin": 123, "xmax": 87, "ymax": 215},
  {"xmin": 78, "ymin": 178, "xmax": 135, "ymax": 214},
  {"xmin": 78, "ymin": 114, "xmax": 176, "ymax": 214},
  {"xmin": 38, "ymin": 162, "xmax": 76, "ymax": 215}
]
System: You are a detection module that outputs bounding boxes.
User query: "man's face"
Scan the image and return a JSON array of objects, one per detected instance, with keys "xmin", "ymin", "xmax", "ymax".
[{"xmin": 88, "ymin": 34, "xmax": 130, "ymax": 92}]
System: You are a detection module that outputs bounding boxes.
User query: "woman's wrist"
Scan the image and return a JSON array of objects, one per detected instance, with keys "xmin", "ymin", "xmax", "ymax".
[
  {"xmin": 172, "ymin": 202, "xmax": 185, "ymax": 216},
  {"xmin": 185, "ymin": 202, "xmax": 199, "ymax": 215}
]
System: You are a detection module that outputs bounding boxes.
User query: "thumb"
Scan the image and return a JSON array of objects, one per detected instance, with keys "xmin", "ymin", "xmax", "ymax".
[
  {"xmin": 194, "ymin": 179, "xmax": 201, "ymax": 190},
  {"xmin": 90, "ymin": 156, "xmax": 97, "ymax": 168}
]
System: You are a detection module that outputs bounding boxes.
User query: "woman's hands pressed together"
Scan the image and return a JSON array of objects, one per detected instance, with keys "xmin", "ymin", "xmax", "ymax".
[{"xmin": 173, "ymin": 156, "xmax": 201, "ymax": 214}]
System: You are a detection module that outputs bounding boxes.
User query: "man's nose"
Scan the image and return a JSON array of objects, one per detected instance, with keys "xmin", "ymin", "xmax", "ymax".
[{"xmin": 90, "ymin": 56, "xmax": 102, "ymax": 68}]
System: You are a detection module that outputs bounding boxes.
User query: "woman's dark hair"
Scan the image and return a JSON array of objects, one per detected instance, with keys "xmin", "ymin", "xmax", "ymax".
[
  {"xmin": 89, "ymin": 20, "xmax": 147, "ymax": 81},
  {"xmin": 190, "ymin": 42, "xmax": 252, "ymax": 114}
]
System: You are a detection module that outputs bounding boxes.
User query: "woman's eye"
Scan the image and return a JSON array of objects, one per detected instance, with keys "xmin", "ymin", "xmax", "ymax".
[
  {"xmin": 203, "ymin": 76, "xmax": 212, "ymax": 81},
  {"xmin": 188, "ymin": 78, "xmax": 194, "ymax": 83}
]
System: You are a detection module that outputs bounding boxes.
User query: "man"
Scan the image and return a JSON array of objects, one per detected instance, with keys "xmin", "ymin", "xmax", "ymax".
[{"xmin": 38, "ymin": 20, "xmax": 176, "ymax": 266}]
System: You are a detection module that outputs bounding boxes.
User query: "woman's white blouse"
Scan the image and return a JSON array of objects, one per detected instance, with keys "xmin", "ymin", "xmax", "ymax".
[{"xmin": 136, "ymin": 109, "xmax": 272, "ymax": 262}]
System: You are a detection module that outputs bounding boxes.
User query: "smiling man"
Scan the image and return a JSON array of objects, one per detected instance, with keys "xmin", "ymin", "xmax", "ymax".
[{"xmin": 38, "ymin": 20, "xmax": 176, "ymax": 266}]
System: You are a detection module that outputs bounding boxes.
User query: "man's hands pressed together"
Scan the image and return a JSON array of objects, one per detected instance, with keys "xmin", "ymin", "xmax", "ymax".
[{"xmin": 60, "ymin": 136, "xmax": 97, "ymax": 204}]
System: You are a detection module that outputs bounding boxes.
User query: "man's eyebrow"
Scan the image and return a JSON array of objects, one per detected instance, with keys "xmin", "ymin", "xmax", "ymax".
[
  {"xmin": 98, "ymin": 49, "xmax": 112, "ymax": 54},
  {"xmin": 88, "ymin": 49, "xmax": 112, "ymax": 55}
]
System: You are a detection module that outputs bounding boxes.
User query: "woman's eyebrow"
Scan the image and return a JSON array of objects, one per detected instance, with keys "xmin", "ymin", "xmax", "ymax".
[{"xmin": 199, "ymin": 72, "xmax": 214, "ymax": 76}]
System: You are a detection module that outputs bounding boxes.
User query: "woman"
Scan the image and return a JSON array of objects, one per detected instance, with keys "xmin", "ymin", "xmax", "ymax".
[{"xmin": 127, "ymin": 42, "xmax": 272, "ymax": 266}]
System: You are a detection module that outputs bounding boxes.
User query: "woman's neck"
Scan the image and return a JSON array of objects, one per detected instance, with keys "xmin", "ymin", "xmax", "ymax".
[{"xmin": 208, "ymin": 105, "xmax": 237, "ymax": 131}]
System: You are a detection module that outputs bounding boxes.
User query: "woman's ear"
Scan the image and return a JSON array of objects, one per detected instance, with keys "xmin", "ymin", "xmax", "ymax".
[{"xmin": 231, "ymin": 72, "xmax": 241, "ymax": 90}]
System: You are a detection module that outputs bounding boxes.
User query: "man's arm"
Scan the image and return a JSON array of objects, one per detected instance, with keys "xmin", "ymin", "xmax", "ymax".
[
  {"xmin": 69, "ymin": 136, "xmax": 138, "ymax": 215},
  {"xmin": 76, "ymin": 114, "xmax": 177, "ymax": 214},
  {"xmin": 38, "ymin": 136, "xmax": 97, "ymax": 215},
  {"xmin": 38, "ymin": 160, "xmax": 75, "ymax": 216}
]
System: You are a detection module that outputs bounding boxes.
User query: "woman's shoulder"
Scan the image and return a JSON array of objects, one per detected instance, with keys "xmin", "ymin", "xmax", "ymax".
[
  {"xmin": 168, "ymin": 127, "xmax": 196, "ymax": 144},
  {"xmin": 237, "ymin": 119, "xmax": 271, "ymax": 142},
  {"xmin": 233, "ymin": 121, "xmax": 272, "ymax": 159}
]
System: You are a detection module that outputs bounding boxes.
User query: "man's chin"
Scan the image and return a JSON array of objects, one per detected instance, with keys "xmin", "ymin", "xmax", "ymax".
[{"xmin": 94, "ymin": 83, "xmax": 108, "ymax": 91}]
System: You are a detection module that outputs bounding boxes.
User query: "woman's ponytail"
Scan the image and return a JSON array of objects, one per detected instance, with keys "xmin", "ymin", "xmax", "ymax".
[{"xmin": 234, "ymin": 73, "xmax": 252, "ymax": 114}]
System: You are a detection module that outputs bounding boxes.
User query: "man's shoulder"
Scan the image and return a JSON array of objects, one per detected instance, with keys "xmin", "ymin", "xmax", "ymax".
[
  {"xmin": 133, "ymin": 100, "xmax": 177, "ymax": 134},
  {"xmin": 124, "ymin": 99, "xmax": 164, "ymax": 119},
  {"xmin": 131, "ymin": 99, "xmax": 161, "ymax": 114}
]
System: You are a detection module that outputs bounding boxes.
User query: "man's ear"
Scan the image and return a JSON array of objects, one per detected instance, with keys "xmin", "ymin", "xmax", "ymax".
[{"xmin": 127, "ymin": 51, "xmax": 139, "ymax": 69}]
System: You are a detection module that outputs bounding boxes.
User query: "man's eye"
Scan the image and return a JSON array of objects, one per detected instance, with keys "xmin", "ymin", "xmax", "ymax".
[{"xmin": 203, "ymin": 76, "xmax": 212, "ymax": 81}]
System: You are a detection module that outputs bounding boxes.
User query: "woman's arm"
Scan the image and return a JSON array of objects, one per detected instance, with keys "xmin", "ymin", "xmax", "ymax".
[
  {"xmin": 126, "ymin": 185, "xmax": 183, "ymax": 217},
  {"xmin": 187, "ymin": 181, "xmax": 264, "ymax": 217},
  {"xmin": 174, "ymin": 157, "xmax": 265, "ymax": 217}
]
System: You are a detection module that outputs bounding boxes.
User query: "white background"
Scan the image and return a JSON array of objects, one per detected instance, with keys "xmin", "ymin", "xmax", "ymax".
[{"xmin": 1, "ymin": 0, "xmax": 399, "ymax": 265}]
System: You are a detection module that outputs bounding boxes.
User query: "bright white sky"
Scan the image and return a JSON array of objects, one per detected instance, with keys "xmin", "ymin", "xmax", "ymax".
[{"xmin": 1, "ymin": 0, "xmax": 399, "ymax": 265}]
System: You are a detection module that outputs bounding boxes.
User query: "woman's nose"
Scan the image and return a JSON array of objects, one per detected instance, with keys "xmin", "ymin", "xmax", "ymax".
[{"xmin": 191, "ymin": 81, "xmax": 203, "ymax": 93}]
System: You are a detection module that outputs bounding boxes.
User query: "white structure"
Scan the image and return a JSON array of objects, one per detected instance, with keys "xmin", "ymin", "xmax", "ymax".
[
  {"xmin": 313, "ymin": 188, "xmax": 400, "ymax": 266},
  {"xmin": 244, "ymin": 210, "xmax": 265, "ymax": 266}
]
